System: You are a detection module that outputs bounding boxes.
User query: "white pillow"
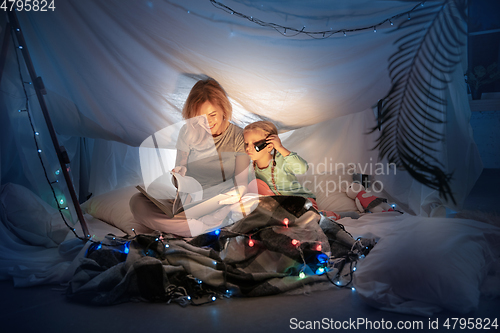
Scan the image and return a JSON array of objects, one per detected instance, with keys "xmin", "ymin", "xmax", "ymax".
[
  {"xmin": 81, "ymin": 186, "xmax": 152, "ymax": 235},
  {"xmin": 353, "ymin": 216, "xmax": 495, "ymax": 315},
  {"xmin": 0, "ymin": 183, "xmax": 69, "ymax": 247},
  {"xmin": 296, "ymin": 168, "xmax": 358, "ymax": 212}
]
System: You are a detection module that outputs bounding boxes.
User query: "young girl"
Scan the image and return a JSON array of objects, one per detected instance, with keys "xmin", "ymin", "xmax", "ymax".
[{"xmin": 243, "ymin": 121, "xmax": 340, "ymax": 220}]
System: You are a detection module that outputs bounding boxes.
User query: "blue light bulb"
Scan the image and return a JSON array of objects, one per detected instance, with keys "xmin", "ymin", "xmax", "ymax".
[{"xmin": 317, "ymin": 253, "xmax": 328, "ymax": 263}]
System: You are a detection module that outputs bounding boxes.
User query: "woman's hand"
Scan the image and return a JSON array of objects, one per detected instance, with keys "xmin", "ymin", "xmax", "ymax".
[
  {"xmin": 171, "ymin": 165, "xmax": 187, "ymax": 177},
  {"xmin": 171, "ymin": 166, "xmax": 187, "ymax": 188},
  {"xmin": 218, "ymin": 185, "xmax": 248, "ymax": 205},
  {"xmin": 267, "ymin": 134, "xmax": 290, "ymax": 157}
]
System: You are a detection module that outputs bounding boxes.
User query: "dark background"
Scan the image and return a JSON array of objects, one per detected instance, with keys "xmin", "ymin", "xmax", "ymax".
[{"xmin": 468, "ymin": 0, "xmax": 500, "ymax": 93}]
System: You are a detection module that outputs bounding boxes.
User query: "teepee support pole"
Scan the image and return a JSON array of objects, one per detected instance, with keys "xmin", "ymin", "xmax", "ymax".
[{"xmin": 7, "ymin": 11, "xmax": 90, "ymax": 239}]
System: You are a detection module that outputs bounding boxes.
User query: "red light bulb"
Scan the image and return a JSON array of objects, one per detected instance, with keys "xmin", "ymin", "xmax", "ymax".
[
  {"xmin": 283, "ymin": 218, "xmax": 289, "ymax": 227},
  {"xmin": 291, "ymin": 239, "xmax": 300, "ymax": 246},
  {"xmin": 248, "ymin": 238, "xmax": 254, "ymax": 247}
]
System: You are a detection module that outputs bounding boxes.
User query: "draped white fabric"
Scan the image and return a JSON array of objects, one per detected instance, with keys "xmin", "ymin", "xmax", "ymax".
[{"xmin": 0, "ymin": 0, "xmax": 482, "ymax": 217}]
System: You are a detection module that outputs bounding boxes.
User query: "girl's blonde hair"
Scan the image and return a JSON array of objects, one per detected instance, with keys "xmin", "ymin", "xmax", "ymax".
[
  {"xmin": 182, "ymin": 78, "xmax": 232, "ymax": 120},
  {"xmin": 245, "ymin": 121, "xmax": 280, "ymax": 178},
  {"xmin": 244, "ymin": 121, "xmax": 278, "ymax": 136}
]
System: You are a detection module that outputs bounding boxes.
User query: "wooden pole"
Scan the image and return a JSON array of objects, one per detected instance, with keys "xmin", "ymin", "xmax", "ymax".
[{"xmin": 7, "ymin": 11, "xmax": 90, "ymax": 239}]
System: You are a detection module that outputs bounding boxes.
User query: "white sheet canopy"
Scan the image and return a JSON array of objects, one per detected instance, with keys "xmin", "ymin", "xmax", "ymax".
[{"xmin": 0, "ymin": 0, "xmax": 482, "ymax": 219}]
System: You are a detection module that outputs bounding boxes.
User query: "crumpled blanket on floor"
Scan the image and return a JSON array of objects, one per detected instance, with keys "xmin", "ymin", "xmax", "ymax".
[{"xmin": 66, "ymin": 196, "xmax": 357, "ymax": 305}]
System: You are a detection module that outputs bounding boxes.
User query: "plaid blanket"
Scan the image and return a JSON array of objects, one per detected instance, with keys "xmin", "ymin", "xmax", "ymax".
[{"xmin": 67, "ymin": 196, "xmax": 359, "ymax": 305}]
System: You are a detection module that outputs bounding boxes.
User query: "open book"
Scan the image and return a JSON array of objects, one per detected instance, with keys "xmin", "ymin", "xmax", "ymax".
[{"xmin": 136, "ymin": 172, "xmax": 244, "ymax": 220}]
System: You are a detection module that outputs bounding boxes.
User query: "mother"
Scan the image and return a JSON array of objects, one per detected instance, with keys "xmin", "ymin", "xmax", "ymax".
[{"xmin": 130, "ymin": 78, "xmax": 249, "ymax": 237}]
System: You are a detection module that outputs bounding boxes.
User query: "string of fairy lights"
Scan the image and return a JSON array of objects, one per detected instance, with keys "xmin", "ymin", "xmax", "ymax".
[
  {"xmin": 10, "ymin": 26, "xmax": 84, "ymax": 241},
  {"xmin": 209, "ymin": 0, "xmax": 427, "ymax": 39},
  {"xmin": 124, "ymin": 218, "xmax": 364, "ymax": 304},
  {"xmin": 84, "ymin": 215, "xmax": 366, "ymax": 305}
]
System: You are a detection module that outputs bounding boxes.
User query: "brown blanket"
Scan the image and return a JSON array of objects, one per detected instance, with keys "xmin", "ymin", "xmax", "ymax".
[{"xmin": 67, "ymin": 196, "xmax": 359, "ymax": 305}]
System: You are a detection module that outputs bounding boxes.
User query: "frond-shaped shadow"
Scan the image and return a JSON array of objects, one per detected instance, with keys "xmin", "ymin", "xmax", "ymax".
[{"xmin": 372, "ymin": 0, "xmax": 468, "ymax": 204}]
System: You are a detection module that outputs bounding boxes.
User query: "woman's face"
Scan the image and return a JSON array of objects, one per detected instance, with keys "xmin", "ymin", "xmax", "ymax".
[{"xmin": 198, "ymin": 101, "xmax": 225, "ymax": 136}]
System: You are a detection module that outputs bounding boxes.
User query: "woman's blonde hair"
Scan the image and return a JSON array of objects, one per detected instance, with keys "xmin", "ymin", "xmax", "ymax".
[
  {"xmin": 182, "ymin": 78, "xmax": 232, "ymax": 120},
  {"xmin": 244, "ymin": 121, "xmax": 278, "ymax": 136}
]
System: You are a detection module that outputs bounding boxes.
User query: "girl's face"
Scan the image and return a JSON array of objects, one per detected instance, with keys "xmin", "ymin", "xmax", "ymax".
[
  {"xmin": 198, "ymin": 100, "xmax": 225, "ymax": 136},
  {"xmin": 244, "ymin": 129, "xmax": 272, "ymax": 161}
]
